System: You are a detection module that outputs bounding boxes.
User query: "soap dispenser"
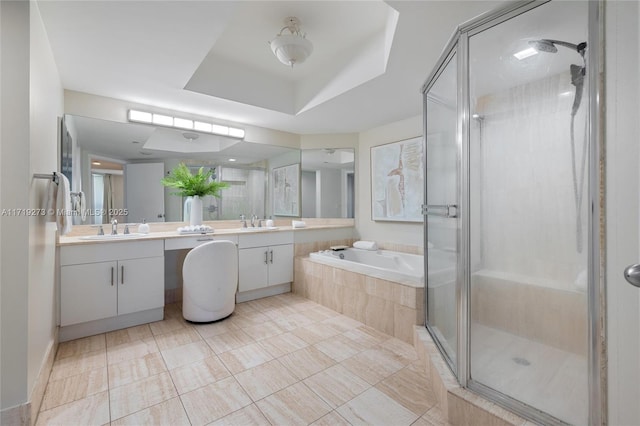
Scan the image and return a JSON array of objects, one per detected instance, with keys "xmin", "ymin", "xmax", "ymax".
[{"xmin": 138, "ymin": 219, "xmax": 150, "ymax": 234}]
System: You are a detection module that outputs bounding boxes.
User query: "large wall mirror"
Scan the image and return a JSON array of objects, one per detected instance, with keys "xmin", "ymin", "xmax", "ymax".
[
  {"xmin": 64, "ymin": 114, "xmax": 300, "ymax": 224},
  {"xmin": 301, "ymin": 148, "xmax": 355, "ymax": 218}
]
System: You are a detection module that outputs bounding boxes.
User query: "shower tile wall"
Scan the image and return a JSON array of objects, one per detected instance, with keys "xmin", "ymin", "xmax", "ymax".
[{"xmin": 471, "ymin": 72, "xmax": 588, "ymax": 291}]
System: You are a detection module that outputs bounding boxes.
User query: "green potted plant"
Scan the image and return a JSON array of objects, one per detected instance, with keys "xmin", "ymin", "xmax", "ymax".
[{"xmin": 161, "ymin": 163, "xmax": 228, "ymax": 225}]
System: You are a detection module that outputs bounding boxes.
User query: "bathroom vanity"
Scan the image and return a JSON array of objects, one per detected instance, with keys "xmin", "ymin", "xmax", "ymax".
[{"xmin": 56, "ymin": 223, "xmax": 352, "ymax": 341}]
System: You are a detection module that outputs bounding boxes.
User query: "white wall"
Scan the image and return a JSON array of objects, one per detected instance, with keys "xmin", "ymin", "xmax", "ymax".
[
  {"xmin": 1, "ymin": 0, "xmax": 62, "ymax": 414},
  {"xmin": 606, "ymin": 1, "xmax": 640, "ymax": 424},
  {"xmin": 0, "ymin": 1, "xmax": 30, "ymax": 411},
  {"xmin": 28, "ymin": 0, "xmax": 63, "ymax": 401},
  {"xmin": 356, "ymin": 115, "xmax": 423, "ymax": 246}
]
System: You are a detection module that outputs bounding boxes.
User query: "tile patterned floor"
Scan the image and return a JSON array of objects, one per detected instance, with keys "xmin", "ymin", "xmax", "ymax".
[{"xmin": 37, "ymin": 293, "xmax": 447, "ymax": 426}]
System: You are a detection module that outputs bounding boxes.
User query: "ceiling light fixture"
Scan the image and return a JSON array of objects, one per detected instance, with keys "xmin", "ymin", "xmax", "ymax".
[
  {"xmin": 127, "ymin": 109, "xmax": 245, "ymax": 139},
  {"xmin": 513, "ymin": 47, "xmax": 538, "ymax": 60},
  {"xmin": 269, "ymin": 17, "xmax": 313, "ymax": 68}
]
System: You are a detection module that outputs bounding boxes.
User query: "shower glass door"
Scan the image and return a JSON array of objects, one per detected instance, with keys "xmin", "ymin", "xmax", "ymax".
[
  {"xmin": 467, "ymin": 2, "xmax": 589, "ymax": 424},
  {"xmin": 425, "ymin": 53, "xmax": 459, "ymax": 369}
]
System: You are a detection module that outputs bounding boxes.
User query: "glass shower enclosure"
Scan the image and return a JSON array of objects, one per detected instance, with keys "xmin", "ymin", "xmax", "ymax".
[{"xmin": 423, "ymin": 1, "xmax": 602, "ymax": 424}]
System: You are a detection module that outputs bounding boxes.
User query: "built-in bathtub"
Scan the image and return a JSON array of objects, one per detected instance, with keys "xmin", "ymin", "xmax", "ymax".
[
  {"xmin": 295, "ymin": 247, "xmax": 425, "ymax": 343},
  {"xmin": 309, "ymin": 248, "xmax": 423, "ymax": 287}
]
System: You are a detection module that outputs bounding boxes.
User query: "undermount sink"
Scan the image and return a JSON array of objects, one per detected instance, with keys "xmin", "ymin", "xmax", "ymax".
[{"xmin": 79, "ymin": 233, "xmax": 147, "ymax": 241}]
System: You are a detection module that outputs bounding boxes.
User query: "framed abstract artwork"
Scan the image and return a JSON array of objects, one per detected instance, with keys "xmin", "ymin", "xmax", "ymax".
[
  {"xmin": 273, "ymin": 163, "xmax": 300, "ymax": 216},
  {"xmin": 371, "ymin": 137, "xmax": 424, "ymax": 222}
]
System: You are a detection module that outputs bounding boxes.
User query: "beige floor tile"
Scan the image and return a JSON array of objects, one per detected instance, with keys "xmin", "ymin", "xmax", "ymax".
[
  {"xmin": 416, "ymin": 406, "xmax": 450, "ymax": 426},
  {"xmin": 233, "ymin": 302, "xmax": 257, "ymax": 316},
  {"xmin": 375, "ymin": 363, "xmax": 436, "ymax": 416},
  {"xmin": 278, "ymin": 346, "xmax": 336, "ymax": 380},
  {"xmin": 341, "ymin": 347, "xmax": 405, "ymax": 385},
  {"xmin": 258, "ymin": 332, "xmax": 309, "ymax": 358},
  {"xmin": 209, "ymin": 404, "xmax": 270, "ymax": 426},
  {"xmin": 379, "ymin": 337, "xmax": 420, "ymax": 365},
  {"xmin": 291, "ymin": 322, "xmax": 342, "ymax": 345},
  {"xmin": 343, "ymin": 326, "xmax": 390, "ymax": 349},
  {"xmin": 299, "ymin": 306, "xmax": 339, "ymax": 322},
  {"xmin": 41, "ymin": 367, "xmax": 108, "ymax": 411},
  {"xmin": 272, "ymin": 312, "xmax": 315, "ymax": 331},
  {"xmin": 56, "ymin": 335, "xmax": 106, "ymax": 360},
  {"xmin": 313, "ymin": 334, "xmax": 365, "ymax": 362},
  {"xmin": 108, "ymin": 352, "xmax": 167, "ymax": 388},
  {"xmin": 161, "ymin": 340, "xmax": 213, "ymax": 370},
  {"xmin": 242, "ymin": 320, "xmax": 285, "ymax": 341},
  {"xmin": 169, "ymin": 356, "xmax": 231, "ymax": 395},
  {"xmin": 106, "ymin": 324, "xmax": 153, "ymax": 347},
  {"xmin": 256, "ymin": 382, "xmax": 331, "ymax": 425},
  {"xmin": 261, "ymin": 305, "xmax": 299, "ymax": 321},
  {"xmin": 35, "ymin": 391, "xmax": 109, "ymax": 426},
  {"xmin": 191, "ymin": 319, "xmax": 238, "ymax": 339},
  {"xmin": 111, "ymin": 397, "xmax": 190, "ymax": 426},
  {"xmin": 322, "ymin": 314, "xmax": 364, "ymax": 332},
  {"xmin": 205, "ymin": 329, "xmax": 254, "ymax": 354},
  {"xmin": 180, "ymin": 376, "xmax": 252, "ymax": 426},
  {"xmin": 311, "ymin": 410, "xmax": 352, "ymax": 426},
  {"xmin": 109, "ymin": 371, "xmax": 177, "ymax": 420},
  {"xmin": 235, "ymin": 359, "xmax": 299, "ymax": 401},
  {"xmin": 154, "ymin": 327, "xmax": 202, "ymax": 351},
  {"xmin": 149, "ymin": 317, "xmax": 188, "ymax": 336},
  {"xmin": 107, "ymin": 337, "xmax": 160, "ymax": 365},
  {"xmin": 228, "ymin": 310, "xmax": 270, "ymax": 328},
  {"xmin": 218, "ymin": 342, "xmax": 275, "ymax": 374},
  {"xmin": 49, "ymin": 349, "xmax": 107, "ymax": 381},
  {"xmin": 337, "ymin": 387, "xmax": 419, "ymax": 426},
  {"xmin": 303, "ymin": 364, "xmax": 370, "ymax": 408}
]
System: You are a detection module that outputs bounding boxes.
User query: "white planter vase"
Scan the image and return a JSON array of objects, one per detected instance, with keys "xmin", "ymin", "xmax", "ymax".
[{"xmin": 189, "ymin": 195, "xmax": 203, "ymax": 226}]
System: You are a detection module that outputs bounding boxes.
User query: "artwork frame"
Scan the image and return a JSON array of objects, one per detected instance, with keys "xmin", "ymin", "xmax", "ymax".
[
  {"xmin": 273, "ymin": 163, "xmax": 300, "ymax": 217},
  {"xmin": 371, "ymin": 136, "xmax": 424, "ymax": 222}
]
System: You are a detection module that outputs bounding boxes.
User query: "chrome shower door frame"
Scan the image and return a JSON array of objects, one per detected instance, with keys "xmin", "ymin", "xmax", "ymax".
[{"xmin": 421, "ymin": 0, "xmax": 605, "ymax": 424}]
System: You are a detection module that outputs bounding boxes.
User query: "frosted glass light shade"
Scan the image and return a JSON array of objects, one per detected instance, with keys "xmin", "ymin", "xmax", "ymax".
[{"xmin": 270, "ymin": 34, "xmax": 313, "ymax": 67}]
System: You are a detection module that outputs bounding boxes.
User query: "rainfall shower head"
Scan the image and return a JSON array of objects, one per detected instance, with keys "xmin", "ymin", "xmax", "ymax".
[{"xmin": 528, "ymin": 39, "xmax": 587, "ymax": 56}]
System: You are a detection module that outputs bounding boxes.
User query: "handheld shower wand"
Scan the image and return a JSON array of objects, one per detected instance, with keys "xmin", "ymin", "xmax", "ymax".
[{"xmin": 530, "ymin": 38, "xmax": 588, "ymax": 253}]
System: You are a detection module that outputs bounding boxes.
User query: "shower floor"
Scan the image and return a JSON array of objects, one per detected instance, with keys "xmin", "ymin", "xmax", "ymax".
[{"xmin": 470, "ymin": 323, "xmax": 587, "ymax": 425}]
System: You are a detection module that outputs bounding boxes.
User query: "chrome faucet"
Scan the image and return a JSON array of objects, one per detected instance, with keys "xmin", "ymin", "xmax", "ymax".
[
  {"xmin": 111, "ymin": 218, "xmax": 118, "ymax": 235},
  {"xmin": 240, "ymin": 214, "xmax": 247, "ymax": 228}
]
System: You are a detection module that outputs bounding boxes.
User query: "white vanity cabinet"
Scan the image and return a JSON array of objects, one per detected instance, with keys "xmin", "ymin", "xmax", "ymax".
[
  {"xmin": 59, "ymin": 240, "xmax": 164, "ymax": 340},
  {"xmin": 237, "ymin": 231, "xmax": 293, "ymax": 301}
]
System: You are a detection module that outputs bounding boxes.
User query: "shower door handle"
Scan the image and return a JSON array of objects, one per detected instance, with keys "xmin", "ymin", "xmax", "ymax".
[
  {"xmin": 423, "ymin": 204, "xmax": 458, "ymax": 218},
  {"xmin": 624, "ymin": 264, "xmax": 640, "ymax": 288}
]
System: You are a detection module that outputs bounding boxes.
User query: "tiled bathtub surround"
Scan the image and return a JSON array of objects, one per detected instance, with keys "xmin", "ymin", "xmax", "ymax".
[
  {"xmin": 37, "ymin": 294, "xmax": 444, "ymax": 426},
  {"xmin": 294, "ymin": 257, "xmax": 424, "ymax": 344}
]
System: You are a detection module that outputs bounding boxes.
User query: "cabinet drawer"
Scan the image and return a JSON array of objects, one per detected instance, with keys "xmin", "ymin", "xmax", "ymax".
[
  {"xmin": 60, "ymin": 240, "xmax": 164, "ymax": 265},
  {"xmin": 238, "ymin": 231, "xmax": 293, "ymax": 249},
  {"xmin": 164, "ymin": 235, "xmax": 238, "ymax": 251}
]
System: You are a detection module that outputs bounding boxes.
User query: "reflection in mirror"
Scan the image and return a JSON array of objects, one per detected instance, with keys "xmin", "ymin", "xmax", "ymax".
[
  {"xmin": 301, "ymin": 148, "xmax": 355, "ymax": 218},
  {"xmin": 63, "ymin": 114, "xmax": 300, "ymax": 224}
]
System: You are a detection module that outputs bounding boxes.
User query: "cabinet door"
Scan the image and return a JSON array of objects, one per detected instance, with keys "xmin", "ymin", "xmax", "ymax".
[
  {"xmin": 238, "ymin": 247, "xmax": 269, "ymax": 292},
  {"xmin": 117, "ymin": 257, "xmax": 165, "ymax": 316},
  {"xmin": 60, "ymin": 261, "xmax": 118, "ymax": 326},
  {"xmin": 268, "ymin": 244, "xmax": 294, "ymax": 286}
]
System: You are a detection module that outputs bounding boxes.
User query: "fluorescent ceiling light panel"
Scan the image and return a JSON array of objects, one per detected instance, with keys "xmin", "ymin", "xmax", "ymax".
[
  {"xmin": 513, "ymin": 47, "xmax": 538, "ymax": 60},
  {"xmin": 128, "ymin": 110, "xmax": 152, "ymax": 123},
  {"xmin": 194, "ymin": 121, "xmax": 212, "ymax": 132},
  {"xmin": 127, "ymin": 109, "xmax": 244, "ymax": 139},
  {"xmin": 211, "ymin": 124, "xmax": 229, "ymax": 136},
  {"xmin": 152, "ymin": 114, "xmax": 173, "ymax": 126},
  {"xmin": 173, "ymin": 118, "xmax": 193, "ymax": 129},
  {"xmin": 228, "ymin": 128, "xmax": 245, "ymax": 138}
]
